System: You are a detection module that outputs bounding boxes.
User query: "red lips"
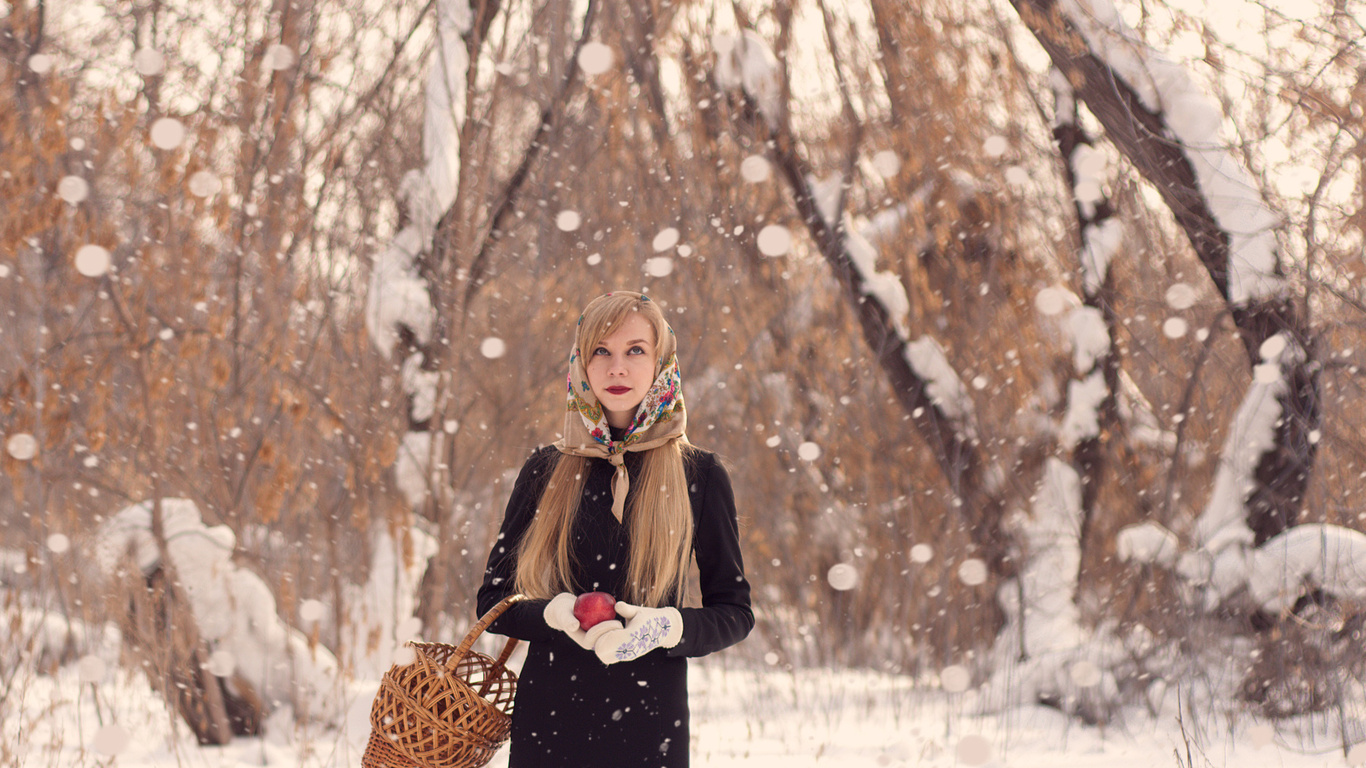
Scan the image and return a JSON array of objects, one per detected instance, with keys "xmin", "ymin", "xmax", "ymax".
[{"xmin": 606, "ymin": 386, "xmax": 631, "ymax": 395}]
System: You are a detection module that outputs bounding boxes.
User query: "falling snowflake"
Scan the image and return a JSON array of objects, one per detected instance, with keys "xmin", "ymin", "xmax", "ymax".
[
  {"xmin": 871, "ymin": 149, "xmax": 901, "ymax": 178},
  {"xmin": 909, "ymin": 543, "xmax": 932, "ymax": 563},
  {"xmin": 556, "ymin": 210, "xmax": 581, "ymax": 231},
  {"xmin": 587, "ymin": 253, "xmax": 602, "ymax": 266},
  {"xmin": 1164, "ymin": 282, "xmax": 1197, "ymax": 310},
  {"xmin": 644, "ymin": 256, "xmax": 674, "ymax": 277},
  {"xmin": 28, "ymin": 53, "xmax": 53, "ymax": 73},
  {"xmin": 826, "ymin": 563, "xmax": 857, "ymax": 591},
  {"xmin": 740, "ymin": 155, "xmax": 771, "ymax": 183},
  {"xmin": 957, "ymin": 558, "xmax": 987, "ymax": 586},
  {"xmin": 1004, "ymin": 165, "xmax": 1030, "ymax": 186},
  {"xmin": 956, "ymin": 734, "xmax": 992, "ymax": 766},
  {"xmin": 756, "ymin": 224, "xmax": 791, "ymax": 257},
  {"xmin": 6, "ymin": 433, "xmax": 38, "ymax": 461},
  {"xmin": 983, "ymin": 135, "xmax": 1008, "ymax": 158},
  {"xmin": 299, "ymin": 599, "xmax": 326, "ymax": 624},
  {"xmin": 796, "ymin": 441, "xmax": 821, "ymax": 461},
  {"xmin": 150, "ymin": 117, "xmax": 186, "ymax": 150},
  {"xmin": 1162, "ymin": 317, "xmax": 1188, "ymax": 339},
  {"xmin": 940, "ymin": 665, "xmax": 971, "ymax": 693},
  {"xmin": 652, "ymin": 227, "xmax": 680, "ymax": 252},
  {"xmin": 578, "ymin": 42, "xmax": 613, "ymax": 75},
  {"xmin": 93, "ymin": 724, "xmax": 130, "ymax": 756},
  {"xmin": 189, "ymin": 171, "xmax": 222, "ymax": 198},
  {"xmin": 480, "ymin": 337, "xmax": 507, "ymax": 359},
  {"xmin": 74, "ymin": 244, "xmax": 111, "ymax": 277},
  {"xmin": 265, "ymin": 44, "xmax": 296, "ymax": 71},
  {"xmin": 765, "ymin": 435, "xmax": 781, "ymax": 448},
  {"xmin": 1034, "ymin": 286, "xmax": 1069, "ymax": 316},
  {"xmin": 57, "ymin": 176, "xmax": 89, "ymax": 203},
  {"xmin": 46, "ymin": 533, "xmax": 70, "ymax": 554},
  {"xmin": 134, "ymin": 48, "xmax": 165, "ymax": 76}
]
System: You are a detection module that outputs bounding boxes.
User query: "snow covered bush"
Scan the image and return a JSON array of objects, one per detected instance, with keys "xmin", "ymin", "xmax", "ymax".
[{"xmin": 94, "ymin": 499, "xmax": 342, "ymax": 730}]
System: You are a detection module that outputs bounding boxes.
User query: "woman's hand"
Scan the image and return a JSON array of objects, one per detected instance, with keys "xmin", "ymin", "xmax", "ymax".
[
  {"xmin": 593, "ymin": 602, "xmax": 683, "ymax": 664},
  {"xmin": 543, "ymin": 592, "xmax": 624, "ymax": 650}
]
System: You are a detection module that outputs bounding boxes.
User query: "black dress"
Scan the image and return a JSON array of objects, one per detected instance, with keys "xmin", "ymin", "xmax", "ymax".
[{"xmin": 476, "ymin": 445, "xmax": 753, "ymax": 768}]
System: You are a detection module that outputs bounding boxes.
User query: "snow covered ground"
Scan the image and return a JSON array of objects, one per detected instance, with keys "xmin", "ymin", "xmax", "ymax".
[{"xmin": 6, "ymin": 649, "xmax": 1361, "ymax": 767}]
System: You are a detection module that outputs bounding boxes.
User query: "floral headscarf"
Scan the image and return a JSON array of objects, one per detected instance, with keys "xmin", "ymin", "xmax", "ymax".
[{"xmin": 553, "ymin": 293, "xmax": 687, "ymax": 521}]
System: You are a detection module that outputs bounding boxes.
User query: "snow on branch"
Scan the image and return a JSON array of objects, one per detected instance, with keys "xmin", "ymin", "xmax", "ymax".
[
  {"xmin": 1176, "ymin": 333, "xmax": 1306, "ymax": 604},
  {"xmin": 1050, "ymin": 0, "xmax": 1285, "ymax": 306},
  {"xmin": 1192, "ymin": 333, "xmax": 1299, "ymax": 555},
  {"xmin": 365, "ymin": 0, "xmax": 472, "ymax": 359},
  {"xmin": 988, "ymin": 458, "xmax": 1123, "ymax": 718},
  {"xmin": 365, "ymin": 229, "xmax": 436, "ymax": 359},
  {"xmin": 95, "ymin": 499, "xmax": 342, "ymax": 723},
  {"xmin": 1018, "ymin": 459, "xmax": 1085, "ymax": 656},
  {"xmin": 1060, "ymin": 370, "xmax": 1108, "ymax": 450},
  {"xmin": 712, "ymin": 25, "xmax": 1009, "ymax": 569},
  {"xmin": 1021, "ymin": 0, "xmax": 1284, "ymax": 304},
  {"xmin": 1248, "ymin": 524, "xmax": 1366, "ymax": 614},
  {"xmin": 713, "ymin": 30, "xmax": 781, "ymax": 129},
  {"xmin": 848, "ymin": 185, "xmax": 978, "ymax": 434},
  {"xmin": 340, "ymin": 523, "xmax": 439, "ymax": 680},
  {"xmin": 1116, "ymin": 521, "xmax": 1179, "ymax": 566},
  {"xmin": 905, "ymin": 336, "xmax": 975, "ymax": 424}
]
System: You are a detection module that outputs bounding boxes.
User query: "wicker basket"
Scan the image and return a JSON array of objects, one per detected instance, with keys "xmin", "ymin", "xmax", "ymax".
[{"xmin": 361, "ymin": 595, "xmax": 525, "ymax": 768}]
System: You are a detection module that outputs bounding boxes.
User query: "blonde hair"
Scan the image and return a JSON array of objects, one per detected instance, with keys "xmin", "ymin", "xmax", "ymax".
[{"xmin": 513, "ymin": 294, "xmax": 694, "ymax": 607}]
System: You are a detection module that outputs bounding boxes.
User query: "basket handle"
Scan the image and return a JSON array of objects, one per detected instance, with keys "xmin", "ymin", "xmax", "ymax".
[
  {"xmin": 453, "ymin": 593, "xmax": 523, "ymax": 656},
  {"xmin": 455, "ymin": 593, "xmax": 525, "ymax": 657},
  {"xmin": 456, "ymin": 594, "xmax": 526, "ymax": 698}
]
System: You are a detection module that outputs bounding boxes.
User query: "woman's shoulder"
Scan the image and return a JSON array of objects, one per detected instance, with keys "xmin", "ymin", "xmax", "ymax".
[
  {"xmin": 517, "ymin": 444, "xmax": 562, "ymax": 477},
  {"xmin": 681, "ymin": 443, "xmax": 727, "ymax": 478}
]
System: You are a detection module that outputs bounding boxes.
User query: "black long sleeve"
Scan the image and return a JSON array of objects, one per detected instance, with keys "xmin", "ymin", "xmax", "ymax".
[
  {"xmin": 668, "ymin": 451, "xmax": 754, "ymax": 657},
  {"xmin": 476, "ymin": 447, "xmax": 559, "ymax": 642}
]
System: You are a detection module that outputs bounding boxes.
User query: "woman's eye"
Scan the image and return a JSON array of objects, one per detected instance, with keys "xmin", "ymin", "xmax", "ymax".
[
  {"xmin": 592, "ymin": 347, "xmax": 609, "ymax": 356},
  {"xmin": 628, "ymin": 346, "xmax": 646, "ymax": 355}
]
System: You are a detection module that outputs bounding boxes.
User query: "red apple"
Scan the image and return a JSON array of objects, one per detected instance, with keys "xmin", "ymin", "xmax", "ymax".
[{"xmin": 573, "ymin": 592, "xmax": 617, "ymax": 631}]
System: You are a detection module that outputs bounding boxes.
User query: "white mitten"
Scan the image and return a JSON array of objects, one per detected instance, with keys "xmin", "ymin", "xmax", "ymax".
[
  {"xmin": 543, "ymin": 592, "xmax": 624, "ymax": 650},
  {"xmin": 593, "ymin": 602, "xmax": 683, "ymax": 664}
]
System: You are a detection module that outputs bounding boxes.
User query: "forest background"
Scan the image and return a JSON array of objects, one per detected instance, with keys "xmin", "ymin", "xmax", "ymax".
[{"xmin": 2, "ymin": 0, "xmax": 1366, "ymax": 761}]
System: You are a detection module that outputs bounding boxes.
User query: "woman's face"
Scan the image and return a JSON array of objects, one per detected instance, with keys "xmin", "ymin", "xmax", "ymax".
[{"xmin": 584, "ymin": 311, "xmax": 658, "ymax": 429}]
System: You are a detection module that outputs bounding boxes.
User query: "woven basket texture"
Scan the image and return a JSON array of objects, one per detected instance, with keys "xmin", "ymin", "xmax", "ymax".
[{"xmin": 361, "ymin": 599, "xmax": 521, "ymax": 768}]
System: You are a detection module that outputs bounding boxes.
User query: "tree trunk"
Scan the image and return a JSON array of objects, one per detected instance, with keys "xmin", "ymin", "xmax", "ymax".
[{"xmin": 1009, "ymin": 0, "xmax": 1320, "ymax": 544}]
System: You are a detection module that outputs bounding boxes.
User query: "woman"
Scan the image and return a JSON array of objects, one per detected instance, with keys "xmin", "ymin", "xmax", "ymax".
[{"xmin": 477, "ymin": 291, "xmax": 753, "ymax": 767}]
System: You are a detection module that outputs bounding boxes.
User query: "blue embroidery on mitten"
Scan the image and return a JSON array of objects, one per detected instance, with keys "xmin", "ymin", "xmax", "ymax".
[{"xmin": 614, "ymin": 616, "xmax": 671, "ymax": 661}]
